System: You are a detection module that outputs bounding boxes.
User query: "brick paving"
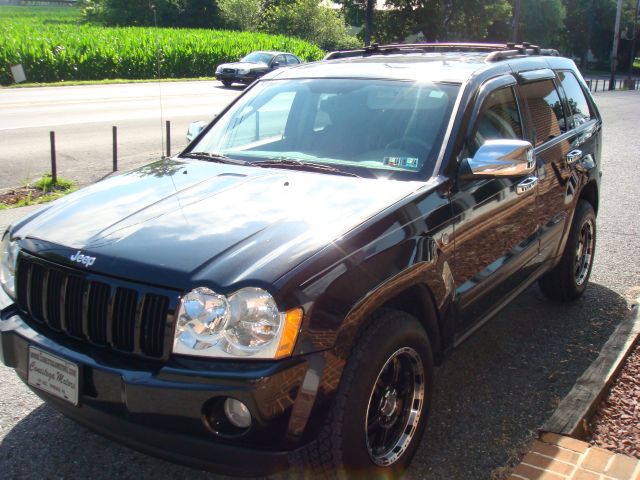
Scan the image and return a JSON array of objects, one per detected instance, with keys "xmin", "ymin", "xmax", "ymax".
[{"xmin": 509, "ymin": 433, "xmax": 640, "ymax": 480}]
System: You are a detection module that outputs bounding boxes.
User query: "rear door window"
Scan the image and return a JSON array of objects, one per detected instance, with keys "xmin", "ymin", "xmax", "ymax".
[
  {"xmin": 520, "ymin": 80, "xmax": 567, "ymax": 146},
  {"xmin": 557, "ymin": 71, "xmax": 592, "ymax": 128}
]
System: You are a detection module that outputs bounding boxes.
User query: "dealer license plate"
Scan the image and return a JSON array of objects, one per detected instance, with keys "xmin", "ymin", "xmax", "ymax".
[{"xmin": 28, "ymin": 347, "xmax": 79, "ymax": 406}]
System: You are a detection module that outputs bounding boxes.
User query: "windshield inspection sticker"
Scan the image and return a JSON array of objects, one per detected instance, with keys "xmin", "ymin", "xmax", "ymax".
[{"xmin": 383, "ymin": 156, "xmax": 420, "ymax": 170}]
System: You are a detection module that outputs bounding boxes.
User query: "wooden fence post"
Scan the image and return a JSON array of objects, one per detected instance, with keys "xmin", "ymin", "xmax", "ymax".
[
  {"xmin": 50, "ymin": 131, "xmax": 57, "ymax": 184},
  {"xmin": 112, "ymin": 126, "xmax": 118, "ymax": 172}
]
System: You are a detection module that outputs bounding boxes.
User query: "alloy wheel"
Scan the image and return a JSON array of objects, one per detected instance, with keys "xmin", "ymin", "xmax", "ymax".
[
  {"xmin": 365, "ymin": 347, "xmax": 425, "ymax": 466},
  {"xmin": 575, "ymin": 218, "xmax": 595, "ymax": 286}
]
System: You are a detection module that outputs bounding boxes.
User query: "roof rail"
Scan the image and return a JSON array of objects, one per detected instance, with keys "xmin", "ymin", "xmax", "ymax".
[{"xmin": 323, "ymin": 43, "xmax": 560, "ymax": 62}]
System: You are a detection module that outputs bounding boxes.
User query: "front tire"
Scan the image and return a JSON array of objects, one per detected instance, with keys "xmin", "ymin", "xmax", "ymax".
[
  {"xmin": 290, "ymin": 309, "xmax": 433, "ymax": 479},
  {"xmin": 221, "ymin": 80, "xmax": 233, "ymax": 87},
  {"xmin": 539, "ymin": 199, "xmax": 597, "ymax": 301}
]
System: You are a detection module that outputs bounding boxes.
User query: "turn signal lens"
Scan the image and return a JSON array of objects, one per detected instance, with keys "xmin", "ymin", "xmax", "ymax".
[{"xmin": 275, "ymin": 308, "xmax": 303, "ymax": 359}]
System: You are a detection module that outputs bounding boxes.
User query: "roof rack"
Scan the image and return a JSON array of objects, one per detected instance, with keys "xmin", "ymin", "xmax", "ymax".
[{"xmin": 323, "ymin": 42, "xmax": 560, "ymax": 62}]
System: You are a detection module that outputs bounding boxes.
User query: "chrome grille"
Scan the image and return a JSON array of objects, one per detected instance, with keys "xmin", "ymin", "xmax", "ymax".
[{"xmin": 15, "ymin": 253, "xmax": 174, "ymax": 359}]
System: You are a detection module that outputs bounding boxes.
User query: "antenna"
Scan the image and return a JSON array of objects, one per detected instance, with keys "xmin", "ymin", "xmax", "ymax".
[{"xmin": 151, "ymin": 3, "xmax": 165, "ymax": 158}]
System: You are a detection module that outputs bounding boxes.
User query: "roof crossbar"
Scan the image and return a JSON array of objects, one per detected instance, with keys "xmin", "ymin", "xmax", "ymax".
[{"xmin": 324, "ymin": 43, "xmax": 560, "ymax": 62}]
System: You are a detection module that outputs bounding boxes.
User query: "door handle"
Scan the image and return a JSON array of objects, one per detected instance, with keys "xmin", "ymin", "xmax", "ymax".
[
  {"xmin": 566, "ymin": 149, "xmax": 583, "ymax": 164},
  {"xmin": 516, "ymin": 176, "xmax": 538, "ymax": 195}
]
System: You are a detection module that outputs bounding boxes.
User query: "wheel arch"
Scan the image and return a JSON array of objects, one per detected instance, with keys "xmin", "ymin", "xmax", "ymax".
[
  {"xmin": 378, "ymin": 284, "xmax": 443, "ymax": 364},
  {"xmin": 332, "ymin": 262, "xmax": 455, "ymax": 367},
  {"xmin": 579, "ymin": 179, "xmax": 599, "ymax": 215}
]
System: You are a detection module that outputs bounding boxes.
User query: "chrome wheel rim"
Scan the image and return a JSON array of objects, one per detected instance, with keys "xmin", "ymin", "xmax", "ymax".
[
  {"xmin": 365, "ymin": 347, "xmax": 424, "ymax": 466},
  {"xmin": 575, "ymin": 218, "xmax": 595, "ymax": 286}
]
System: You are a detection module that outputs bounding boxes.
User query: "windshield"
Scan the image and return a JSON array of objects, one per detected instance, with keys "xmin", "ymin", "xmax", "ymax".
[
  {"xmin": 189, "ymin": 78, "xmax": 460, "ymax": 180},
  {"xmin": 241, "ymin": 52, "xmax": 274, "ymax": 64}
]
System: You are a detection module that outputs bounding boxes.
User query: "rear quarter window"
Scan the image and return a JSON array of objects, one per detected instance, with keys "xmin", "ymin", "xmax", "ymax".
[{"xmin": 557, "ymin": 71, "xmax": 593, "ymax": 128}]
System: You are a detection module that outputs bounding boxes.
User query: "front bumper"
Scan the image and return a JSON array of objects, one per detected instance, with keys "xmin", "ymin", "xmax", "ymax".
[
  {"xmin": 215, "ymin": 73, "xmax": 257, "ymax": 84},
  {"xmin": 0, "ymin": 293, "xmax": 330, "ymax": 476}
]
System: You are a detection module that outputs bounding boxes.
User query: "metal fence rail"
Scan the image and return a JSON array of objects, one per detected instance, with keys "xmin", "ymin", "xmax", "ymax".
[{"xmin": 586, "ymin": 78, "xmax": 639, "ymax": 93}]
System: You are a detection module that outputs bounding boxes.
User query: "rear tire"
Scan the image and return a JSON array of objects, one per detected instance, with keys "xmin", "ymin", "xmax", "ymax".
[
  {"xmin": 539, "ymin": 199, "xmax": 596, "ymax": 301},
  {"xmin": 289, "ymin": 309, "xmax": 433, "ymax": 479}
]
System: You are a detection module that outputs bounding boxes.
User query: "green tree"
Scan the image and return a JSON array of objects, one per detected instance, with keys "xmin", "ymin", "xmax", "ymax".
[
  {"xmin": 262, "ymin": 0, "xmax": 360, "ymax": 50},
  {"xmin": 562, "ymin": 0, "xmax": 593, "ymax": 66},
  {"xmin": 217, "ymin": 0, "xmax": 262, "ymax": 31},
  {"xmin": 368, "ymin": 9, "xmax": 418, "ymax": 43},
  {"xmin": 80, "ymin": 0, "xmax": 220, "ymax": 28},
  {"xmin": 561, "ymin": 0, "xmax": 636, "ymax": 70},
  {"xmin": 519, "ymin": 0, "xmax": 566, "ymax": 47},
  {"xmin": 382, "ymin": 0, "xmax": 512, "ymax": 41}
]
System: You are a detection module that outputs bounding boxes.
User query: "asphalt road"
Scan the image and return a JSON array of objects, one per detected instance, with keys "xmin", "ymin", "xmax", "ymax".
[
  {"xmin": 0, "ymin": 81, "xmax": 242, "ymax": 189},
  {"xmin": 0, "ymin": 89, "xmax": 638, "ymax": 479}
]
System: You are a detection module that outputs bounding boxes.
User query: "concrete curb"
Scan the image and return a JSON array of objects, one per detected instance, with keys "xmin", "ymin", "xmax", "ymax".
[{"xmin": 541, "ymin": 297, "xmax": 640, "ymax": 438}]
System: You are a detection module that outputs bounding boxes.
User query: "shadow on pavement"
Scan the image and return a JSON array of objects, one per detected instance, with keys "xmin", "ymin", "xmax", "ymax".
[
  {"xmin": 0, "ymin": 283, "xmax": 630, "ymax": 480},
  {"xmin": 410, "ymin": 282, "xmax": 629, "ymax": 479},
  {"xmin": 214, "ymin": 84, "xmax": 246, "ymax": 91}
]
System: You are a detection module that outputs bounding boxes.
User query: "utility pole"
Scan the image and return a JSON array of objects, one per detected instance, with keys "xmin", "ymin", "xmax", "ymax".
[
  {"xmin": 628, "ymin": 0, "xmax": 640, "ymax": 84},
  {"xmin": 609, "ymin": 0, "xmax": 624, "ymax": 90},
  {"xmin": 512, "ymin": 0, "xmax": 522, "ymax": 43}
]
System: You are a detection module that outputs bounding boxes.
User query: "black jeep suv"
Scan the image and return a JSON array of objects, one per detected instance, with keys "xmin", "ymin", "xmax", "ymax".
[{"xmin": 0, "ymin": 43, "xmax": 601, "ymax": 478}]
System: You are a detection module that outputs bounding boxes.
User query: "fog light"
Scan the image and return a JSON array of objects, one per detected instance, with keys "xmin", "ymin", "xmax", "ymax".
[{"xmin": 224, "ymin": 398, "xmax": 252, "ymax": 429}]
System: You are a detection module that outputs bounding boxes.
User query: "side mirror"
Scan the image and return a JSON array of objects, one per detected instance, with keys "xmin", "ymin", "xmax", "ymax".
[
  {"xmin": 186, "ymin": 120, "xmax": 208, "ymax": 143},
  {"xmin": 271, "ymin": 61, "xmax": 281, "ymax": 68},
  {"xmin": 460, "ymin": 139, "xmax": 535, "ymax": 179}
]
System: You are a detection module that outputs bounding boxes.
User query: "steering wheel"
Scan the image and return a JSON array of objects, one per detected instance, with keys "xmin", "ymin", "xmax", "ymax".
[{"xmin": 385, "ymin": 137, "xmax": 431, "ymax": 155}]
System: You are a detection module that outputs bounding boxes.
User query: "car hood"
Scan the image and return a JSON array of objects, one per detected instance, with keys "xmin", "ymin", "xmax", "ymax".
[
  {"xmin": 219, "ymin": 61, "xmax": 267, "ymax": 70},
  {"xmin": 13, "ymin": 159, "xmax": 419, "ymax": 292}
]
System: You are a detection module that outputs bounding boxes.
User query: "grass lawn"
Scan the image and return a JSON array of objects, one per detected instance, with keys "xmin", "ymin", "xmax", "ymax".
[
  {"xmin": 4, "ymin": 76, "xmax": 217, "ymax": 88},
  {"xmin": 0, "ymin": 175, "xmax": 76, "ymax": 209}
]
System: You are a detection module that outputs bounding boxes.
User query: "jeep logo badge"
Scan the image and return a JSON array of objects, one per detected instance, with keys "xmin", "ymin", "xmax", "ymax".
[{"xmin": 70, "ymin": 250, "xmax": 96, "ymax": 267}]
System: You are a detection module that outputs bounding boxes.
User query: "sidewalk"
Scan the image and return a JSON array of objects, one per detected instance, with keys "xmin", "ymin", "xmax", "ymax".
[{"xmin": 509, "ymin": 433, "xmax": 640, "ymax": 480}]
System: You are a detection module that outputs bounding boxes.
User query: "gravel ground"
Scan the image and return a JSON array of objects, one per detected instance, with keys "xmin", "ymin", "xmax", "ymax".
[
  {"xmin": 0, "ymin": 90, "xmax": 638, "ymax": 480},
  {"xmin": 588, "ymin": 338, "xmax": 640, "ymax": 458}
]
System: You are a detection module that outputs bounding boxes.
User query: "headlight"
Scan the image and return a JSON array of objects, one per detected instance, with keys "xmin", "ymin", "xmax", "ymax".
[
  {"xmin": 173, "ymin": 287, "xmax": 303, "ymax": 359},
  {"xmin": 215, "ymin": 66, "xmax": 222, "ymax": 74},
  {"xmin": 0, "ymin": 230, "xmax": 19, "ymax": 300},
  {"xmin": 237, "ymin": 68, "xmax": 250, "ymax": 75}
]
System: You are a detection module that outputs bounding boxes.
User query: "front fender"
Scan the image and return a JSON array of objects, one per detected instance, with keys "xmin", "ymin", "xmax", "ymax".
[
  {"xmin": 275, "ymin": 183, "xmax": 456, "ymax": 360},
  {"xmin": 274, "ymin": 184, "xmax": 456, "ymax": 444},
  {"xmin": 331, "ymin": 243, "xmax": 455, "ymax": 362}
]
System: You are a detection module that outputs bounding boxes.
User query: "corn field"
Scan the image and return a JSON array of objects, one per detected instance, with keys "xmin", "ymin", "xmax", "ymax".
[{"xmin": 0, "ymin": 6, "xmax": 325, "ymax": 85}]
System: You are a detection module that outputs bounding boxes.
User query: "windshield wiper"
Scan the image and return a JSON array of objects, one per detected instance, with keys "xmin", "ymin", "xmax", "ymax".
[
  {"xmin": 250, "ymin": 158, "xmax": 361, "ymax": 177},
  {"xmin": 181, "ymin": 152, "xmax": 252, "ymax": 166}
]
